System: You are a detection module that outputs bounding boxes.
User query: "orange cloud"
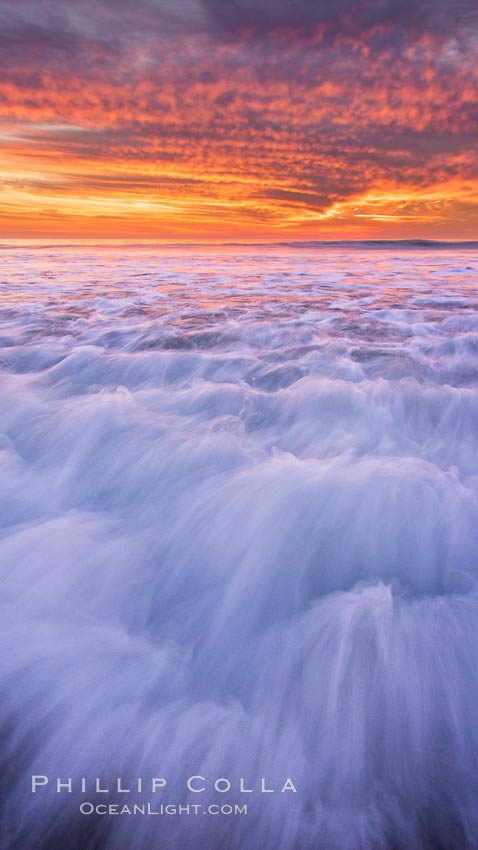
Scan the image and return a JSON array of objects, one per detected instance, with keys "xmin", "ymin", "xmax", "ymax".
[{"xmin": 0, "ymin": 3, "xmax": 477, "ymax": 240}]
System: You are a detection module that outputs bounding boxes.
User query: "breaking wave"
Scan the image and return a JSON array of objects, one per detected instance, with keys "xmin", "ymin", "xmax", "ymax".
[{"xmin": 1, "ymin": 245, "xmax": 478, "ymax": 849}]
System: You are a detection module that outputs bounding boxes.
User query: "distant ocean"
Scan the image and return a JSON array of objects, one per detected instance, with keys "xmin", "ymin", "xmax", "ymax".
[{"xmin": 2, "ymin": 244, "xmax": 478, "ymax": 850}]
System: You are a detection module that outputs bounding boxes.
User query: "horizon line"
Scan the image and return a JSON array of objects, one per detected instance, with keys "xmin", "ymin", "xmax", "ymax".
[{"xmin": 1, "ymin": 237, "xmax": 478, "ymax": 251}]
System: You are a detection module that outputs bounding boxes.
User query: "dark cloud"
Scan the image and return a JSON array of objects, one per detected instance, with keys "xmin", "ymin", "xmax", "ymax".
[
  {"xmin": 0, "ymin": 0, "xmax": 469, "ymax": 71},
  {"xmin": 201, "ymin": 0, "xmax": 478, "ymax": 42},
  {"xmin": 0, "ymin": 0, "xmax": 206, "ymax": 72},
  {"xmin": 0, "ymin": 0, "xmax": 476, "ymax": 83}
]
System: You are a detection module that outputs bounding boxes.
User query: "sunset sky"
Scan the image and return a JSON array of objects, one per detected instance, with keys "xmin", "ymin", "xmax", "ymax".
[{"xmin": 1, "ymin": 0, "xmax": 477, "ymax": 240}]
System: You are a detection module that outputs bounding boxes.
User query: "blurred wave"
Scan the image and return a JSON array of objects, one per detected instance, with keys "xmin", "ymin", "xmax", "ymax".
[{"xmin": 1, "ymin": 246, "xmax": 478, "ymax": 849}]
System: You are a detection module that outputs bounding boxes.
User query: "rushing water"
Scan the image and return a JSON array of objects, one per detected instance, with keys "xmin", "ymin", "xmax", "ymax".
[{"xmin": 1, "ymin": 245, "xmax": 478, "ymax": 850}]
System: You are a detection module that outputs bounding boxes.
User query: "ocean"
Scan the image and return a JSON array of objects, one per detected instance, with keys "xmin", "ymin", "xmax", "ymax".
[{"xmin": 1, "ymin": 244, "xmax": 478, "ymax": 849}]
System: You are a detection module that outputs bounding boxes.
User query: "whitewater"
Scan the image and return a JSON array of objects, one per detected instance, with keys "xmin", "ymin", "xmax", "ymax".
[{"xmin": 1, "ymin": 244, "xmax": 478, "ymax": 850}]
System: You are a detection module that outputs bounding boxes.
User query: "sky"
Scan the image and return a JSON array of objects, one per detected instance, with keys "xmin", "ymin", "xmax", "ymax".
[{"xmin": 1, "ymin": 0, "xmax": 477, "ymax": 241}]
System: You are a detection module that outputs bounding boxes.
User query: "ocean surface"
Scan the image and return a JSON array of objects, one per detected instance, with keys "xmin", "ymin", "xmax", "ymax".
[{"xmin": 1, "ymin": 245, "xmax": 478, "ymax": 849}]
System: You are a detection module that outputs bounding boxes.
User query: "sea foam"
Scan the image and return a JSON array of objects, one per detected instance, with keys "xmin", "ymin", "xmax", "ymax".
[{"xmin": 1, "ymin": 245, "xmax": 478, "ymax": 849}]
